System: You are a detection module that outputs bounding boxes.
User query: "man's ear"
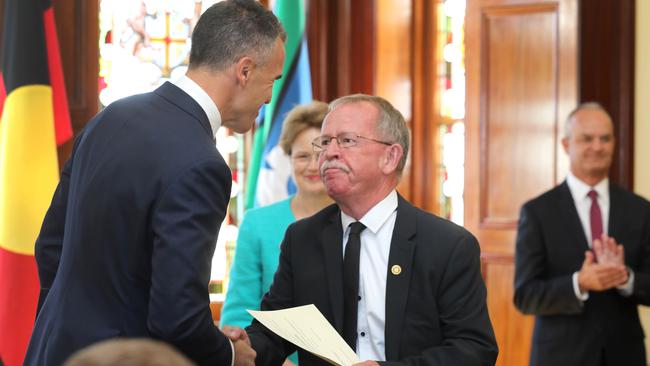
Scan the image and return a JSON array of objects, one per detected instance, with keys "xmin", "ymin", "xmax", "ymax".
[
  {"xmin": 561, "ymin": 136, "xmax": 570, "ymax": 154},
  {"xmin": 235, "ymin": 56, "xmax": 255, "ymax": 86},
  {"xmin": 381, "ymin": 144, "xmax": 403, "ymax": 174}
]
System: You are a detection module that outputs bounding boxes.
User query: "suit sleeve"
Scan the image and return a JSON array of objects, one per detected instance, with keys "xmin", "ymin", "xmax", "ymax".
[
  {"xmin": 629, "ymin": 202, "xmax": 650, "ymax": 305},
  {"xmin": 34, "ymin": 132, "xmax": 83, "ymax": 314},
  {"xmin": 148, "ymin": 157, "xmax": 232, "ymax": 365},
  {"xmin": 383, "ymin": 233, "xmax": 498, "ymax": 366},
  {"xmin": 220, "ymin": 211, "xmax": 264, "ymax": 328},
  {"xmin": 246, "ymin": 227, "xmax": 297, "ymax": 366},
  {"xmin": 513, "ymin": 202, "xmax": 583, "ymax": 315}
]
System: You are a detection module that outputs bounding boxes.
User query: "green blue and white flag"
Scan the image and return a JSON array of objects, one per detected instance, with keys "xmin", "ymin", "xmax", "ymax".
[{"xmin": 245, "ymin": 0, "xmax": 313, "ymax": 209}]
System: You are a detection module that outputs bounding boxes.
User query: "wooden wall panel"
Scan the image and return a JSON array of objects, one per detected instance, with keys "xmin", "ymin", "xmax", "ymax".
[
  {"xmin": 306, "ymin": 0, "xmax": 375, "ymax": 102},
  {"xmin": 467, "ymin": 0, "xmax": 577, "ymax": 252},
  {"xmin": 466, "ymin": 1, "xmax": 578, "ymax": 364},
  {"xmin": 482, "ymin": 254, "xmax": 534, "ymax": 366},
  {"xmin": 53, "ymin": 0, "xmax": 99, "ymax": 166},
  {"xmin": 375, "ymin": 0, "xmax": 415, "ymax": 204},
  {"xmin": 480, "ymin": 5, "xmax": 558, "ymax": 229},
  {"xmin": 306, "ymin": 0, "xmax": 329, "ymax": 102},
  {"xmin": 401, "ymin": 0, "xmax": 438, "ymax": 212},
  {"xmin": 375, "ymin": 0, "xmax": 411, "ymax": 119},
  {"xmin": 579, "ymin": 0, "xmax": 635, "ymax": 189}
]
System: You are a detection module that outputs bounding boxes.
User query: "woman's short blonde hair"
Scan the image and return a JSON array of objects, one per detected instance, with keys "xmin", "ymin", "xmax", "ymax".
[{"xmin": 279, "ymin": 101, "xmax": 329, "ymax": 155}]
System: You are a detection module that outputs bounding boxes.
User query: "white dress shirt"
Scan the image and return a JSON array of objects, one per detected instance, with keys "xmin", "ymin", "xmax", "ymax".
[
  {"xmin": 173, "ymin": 76, "xmax": 232, "ymax": 364},
  {"xmin": 173, "ymin": 76, "xmax": 222, "ymax": 139},
  {"xmin": 340, "ymin": 190, "xmax": 398, "ymax": 361},
  {"xmin": 566, "ymin": 172, "xmax": 633, "ymax": 301}
]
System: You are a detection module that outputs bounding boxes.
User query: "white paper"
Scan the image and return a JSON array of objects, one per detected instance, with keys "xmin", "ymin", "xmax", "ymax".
[{"xmin": 248, "ymin": 304, "xmax": 361, "ymax": 366}]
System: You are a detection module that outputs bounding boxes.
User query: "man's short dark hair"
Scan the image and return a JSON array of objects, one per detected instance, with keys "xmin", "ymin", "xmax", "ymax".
[{"xmin": 189, "ymin": 0, "xmax": 286, "ymax": 71}]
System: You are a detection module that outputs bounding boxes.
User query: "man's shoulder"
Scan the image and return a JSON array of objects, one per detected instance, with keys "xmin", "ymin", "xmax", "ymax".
[
  {"xmin": 282, "ymin": 203, "xmax": 339, "ymax": 236},
  {"xmin": 521, "ymin": 183, "xmax": 568, "ymax": 210},
  {"xmin": 103, "ymin": 88, "xmax": 164, "ymax": 111},
  {"xmin": 397, "ymin": 197, "xmax": 476, "ymax": 243},
  {"xmin": 611, "ymin": 184, "xmax": 650, "ymax": 207},
  {"xmin": 297, "ymin": 203, "xmax": 340, "ymax": 226}
]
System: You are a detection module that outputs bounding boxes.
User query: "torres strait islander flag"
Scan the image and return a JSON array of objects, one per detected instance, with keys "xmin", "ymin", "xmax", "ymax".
[{"xmin": 0, "ymin": 0, "xmax": 72, "ymax": 365}]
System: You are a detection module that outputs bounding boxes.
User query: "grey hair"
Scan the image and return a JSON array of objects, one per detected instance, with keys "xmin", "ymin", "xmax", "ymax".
[
  {"xmin": 564, "ymin": 102, "xmax": 612, "ymax": 138},
  {"xmin": 189, "ymin": 0, "xmax": 287, "ymax": 71},
  {"xmin": 329, "ymin": 94, "xmax": 410, "ymax": 174}
]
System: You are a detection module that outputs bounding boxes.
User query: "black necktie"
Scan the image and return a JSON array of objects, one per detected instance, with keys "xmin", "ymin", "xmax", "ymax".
[{"xmin": 343, "ymin": 221, "xmax": 366, "ymax": 351}]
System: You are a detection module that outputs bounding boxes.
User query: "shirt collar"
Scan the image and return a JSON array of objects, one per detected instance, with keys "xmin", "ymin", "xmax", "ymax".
[
  {"xmin": 566, "ymin": 171, "xmax": 609, "ymax": 201},
  {"xmin": 173, "ymin": 75, "xmax": 221, "ymax": 138},
  {"xmin": 340, "ymin": 190, "xmax": 398, "ymax": 234}
]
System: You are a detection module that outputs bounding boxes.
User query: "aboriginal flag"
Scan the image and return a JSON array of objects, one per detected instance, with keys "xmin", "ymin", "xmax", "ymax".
[{"xmin": 0, "ymin": 0, "xmax": 72, "ymax": 365}]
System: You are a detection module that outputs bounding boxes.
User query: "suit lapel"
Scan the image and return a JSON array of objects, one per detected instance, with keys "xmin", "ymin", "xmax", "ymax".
[
  {"xmin": 555, "ymin": 181, "xmax": 590, "ymax": 252},
  {"xmin": 321, "ymin": 209, "xmax": 345, "ymax": 332},
  {"xmin": 384, "ymin": 195, "xmax": 416, "ymax": 360}
]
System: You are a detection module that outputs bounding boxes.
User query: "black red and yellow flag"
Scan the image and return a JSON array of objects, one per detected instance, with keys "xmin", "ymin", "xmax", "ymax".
[{"xmin": 0, "ymin": 0, "xmax": 72, "ymax": 364}]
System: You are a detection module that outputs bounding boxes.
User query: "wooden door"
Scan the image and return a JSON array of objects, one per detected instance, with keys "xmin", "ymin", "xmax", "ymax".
[{"xmin": 465, "ymin": 0, "xmax": 577, "ymax": 365}]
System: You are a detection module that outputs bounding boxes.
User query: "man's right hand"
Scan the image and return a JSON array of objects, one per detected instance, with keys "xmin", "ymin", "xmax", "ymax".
[
  {"xmin": 233, "ymin": 339, "xmax": 256, "ymax": 366},
  {"xmin": 578, "ymin": 250, "xmax": 628, "ymax": 292}
]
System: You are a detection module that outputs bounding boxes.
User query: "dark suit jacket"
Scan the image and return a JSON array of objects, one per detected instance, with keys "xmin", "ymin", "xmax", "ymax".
[
  {"xmin": 247, "ymin": 196, "xmax": 498, "ymax": 366},
  {"xmin": 24, "ymin": 82, "xmax": 233, "ymax": 366},
  {"xmin": 514, "ymin": 181, "xmax": 650, "ymax": 366}
]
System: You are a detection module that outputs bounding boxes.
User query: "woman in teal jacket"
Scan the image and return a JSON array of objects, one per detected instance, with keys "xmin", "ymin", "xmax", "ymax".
[{"xmin": 221, "ymin": 101, "xmax": 332, "ymax": 366}]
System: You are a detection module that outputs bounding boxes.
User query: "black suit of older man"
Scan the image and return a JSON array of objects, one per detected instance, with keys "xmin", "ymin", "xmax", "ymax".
[{"xmin": 248, "ymin": 195, "xmax": 498, "ymax": 366}]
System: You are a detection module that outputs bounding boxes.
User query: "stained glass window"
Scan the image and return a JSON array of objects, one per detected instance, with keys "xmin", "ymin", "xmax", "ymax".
[
  {"xmin": 437, "ymin": 0, "xmax": 465, "ymax": 225},
  {"xmin": 99, "ymin": 0, "xmax": 242, "ymax": 297}
]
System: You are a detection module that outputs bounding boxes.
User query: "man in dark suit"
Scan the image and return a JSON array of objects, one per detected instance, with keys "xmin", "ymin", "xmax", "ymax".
[
  {"xmin": 24, "ymin": 1, "xmax": 286, "ymax": 365},
  {"xmin": 247, "ymin": 95, "xmax": 498, "ymax": 366},
  {"xmin": 514, "ymin": 102, "xmax": 650, "ymax": 366}
]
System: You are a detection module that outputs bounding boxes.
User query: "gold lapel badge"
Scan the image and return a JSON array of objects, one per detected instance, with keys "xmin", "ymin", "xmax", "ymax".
[{"xmin": 391, "ymin": 265, "xmax": 402, "ymax": 275}]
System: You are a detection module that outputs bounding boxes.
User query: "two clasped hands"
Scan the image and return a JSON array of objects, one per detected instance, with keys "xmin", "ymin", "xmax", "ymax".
[
  {"xmin": 578, "ymin": 234, "xmax": 630, "ymax": 292},
  {"xmin": 219, "ymin": 326, "xmax": 256, "ymax": 366}
]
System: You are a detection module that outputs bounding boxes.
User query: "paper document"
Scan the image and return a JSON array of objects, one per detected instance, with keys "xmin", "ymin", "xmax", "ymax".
[{"xmin": 248, "ymin": 304, "xmax": 360, "ymax": 366}]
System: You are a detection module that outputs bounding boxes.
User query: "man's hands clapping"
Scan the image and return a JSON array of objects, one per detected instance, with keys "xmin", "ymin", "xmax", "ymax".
[{"xmin": 578, "ymin": 234, "xmax": 628, "ymax": 292}]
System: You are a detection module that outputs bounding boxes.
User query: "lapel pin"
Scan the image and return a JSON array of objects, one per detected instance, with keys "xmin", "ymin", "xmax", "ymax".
[{"xmin": 391, "ymin": 265, "xmax": 402, "ymax": 275}]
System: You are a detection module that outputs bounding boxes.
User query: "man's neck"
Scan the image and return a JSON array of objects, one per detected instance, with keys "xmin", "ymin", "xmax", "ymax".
[
  {"xmin": 337, "ymin": 186, "xmax": 395, "ymax": 220},
  {"xmin": 571, "ymin": 170, "xmax": 608, "ymax": 187},
  {"xmin": 185, "ymin": 68, "xmax": 231, "ymax": 119}
]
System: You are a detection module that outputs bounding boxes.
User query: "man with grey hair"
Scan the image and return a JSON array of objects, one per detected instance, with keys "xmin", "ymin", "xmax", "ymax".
[
  {"xmin": 514, "ymin": 102, "xmax": 650, "ymax": 366},
  {"xmin": 247, "ymin": 94, "xmax": 498, "ymax": 365},
  {"xmin": 25, "ymin": 1, "xmax": 285, "ymax": 365}
]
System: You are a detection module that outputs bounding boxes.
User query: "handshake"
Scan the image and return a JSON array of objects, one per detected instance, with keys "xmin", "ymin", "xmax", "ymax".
[{"xmin": 221, "ymin": 326, "xmax": 257, "ymax": 366}]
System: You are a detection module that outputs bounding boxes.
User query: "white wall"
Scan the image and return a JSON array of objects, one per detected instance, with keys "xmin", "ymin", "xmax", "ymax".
[{"xmin": 635, "ymin": 1, "xmax": 650, "ymax": 363}]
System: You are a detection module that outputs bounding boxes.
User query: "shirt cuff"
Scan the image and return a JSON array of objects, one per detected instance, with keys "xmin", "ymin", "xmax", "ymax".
[
  {"xmin": 572, "ymin": 271, "xmax": 589, "ymax": 301},
  {"xmin": 230, "ymin": 339, "xmax": 235, "ymax": 366},
  {"xmin": 617, "ymin": 267, "xmax": 635, "ymax": 296}
]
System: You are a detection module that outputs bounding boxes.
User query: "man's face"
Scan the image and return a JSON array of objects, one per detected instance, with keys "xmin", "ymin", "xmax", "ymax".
[
  {"xmin": 229, "ymin": 37, "xmax": 285, "ymax": 133},
  {"xmin": 317, "ymin": 102, "xmax": 390, "ymax": 202},
  {"xmin": 562, "ymin": 108, "xmax": 615, "ymax": 182}
]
